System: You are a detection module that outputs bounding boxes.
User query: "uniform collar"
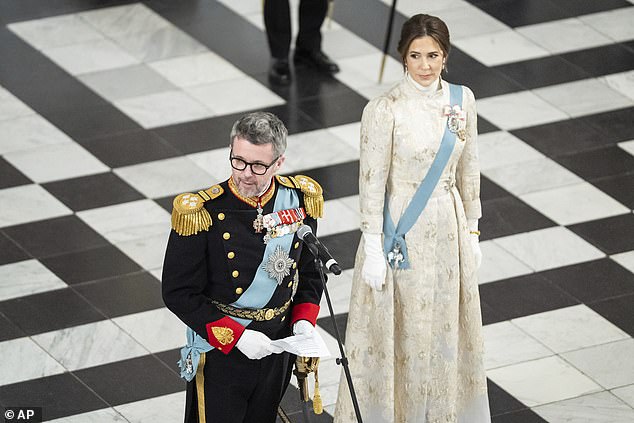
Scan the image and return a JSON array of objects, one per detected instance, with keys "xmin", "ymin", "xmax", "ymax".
[{"xmin": 228, "ymin": 177, "xmax": 276, "ymax": 208}]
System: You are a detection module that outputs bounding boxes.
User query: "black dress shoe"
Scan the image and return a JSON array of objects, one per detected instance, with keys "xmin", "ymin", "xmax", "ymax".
[
  {"xmin": 268, "ymin": 59, "xmax": 291, "ymax": 85},
  {"xmin": 293, "ymin": 49, "xmax": 340, "ymax": 74}
]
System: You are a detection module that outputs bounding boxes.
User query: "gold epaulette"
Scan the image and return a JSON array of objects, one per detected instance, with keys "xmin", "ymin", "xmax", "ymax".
[
  {"xmin": 275, "ymin": 174, "xmax": 298, "ymax": 189},
  {"xmin": 171, "ymin": 185, "xmax": 224, "ymax": 236},
  {"xmin": 292, "ymin": 175, "xmax": 324, "ymax": 218}
]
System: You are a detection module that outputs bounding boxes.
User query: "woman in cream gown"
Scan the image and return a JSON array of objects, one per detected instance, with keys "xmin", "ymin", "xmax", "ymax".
[{"xmin": 334, "ymin": 14, "xmax": 490, "ymax": 423}]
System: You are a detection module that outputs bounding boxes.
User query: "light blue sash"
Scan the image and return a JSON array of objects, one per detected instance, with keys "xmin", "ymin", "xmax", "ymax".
[
  {"xmin": 383, "ymin": 83, "xmax": 463, "ymax": 270},
  {"xmin": 178, "ymin": 185, "xmax": 299, "ymax": 381}
]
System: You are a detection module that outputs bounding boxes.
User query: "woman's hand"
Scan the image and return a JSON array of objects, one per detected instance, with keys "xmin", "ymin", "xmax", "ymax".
[{"xmin": 361, "ymin": 233, "xmax": 387, "ymax": 290}]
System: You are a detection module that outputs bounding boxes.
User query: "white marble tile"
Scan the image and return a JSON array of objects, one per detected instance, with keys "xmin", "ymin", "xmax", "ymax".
[
  {"xmin": 217, "ymin": 0, "xmax": 263, "ymax": 15},
  {"xmin": 114, "ymin": 90, "xmax": 213, "ymax": 129},
  {"xmin": 150, "ymin": 268, "xmax": 162, "ymax": 281},
  {"xmin": 112, "ymin": 25, "xmax": 207, "ymax": 62},
  {"xmin": 520, "ymin": 182, "xmax": 630, "ymax": 225},
  {"xmin": 115, "ymin": 392, "xmax": 186, "ymax": 423},
  {"xmin": 78, "ymin": 3, "xmax": 170, "ymax": 38},
  {"xmin": 77, "ymin": 199, "xmax": 170, "ymax": 244},
  {"xmin": 327, "ymin": 122, "xmax": 361, "ymax": 153},
  {"xmin": 32, "ymin": 320, "xmax": 148, "ymax": 371},
  {"xmin": 184, "ymin": 77, "xmax": 285, "ymax": 116},
  {"xmin": 282, "ymin": 128, "xmax": 359, "ymax": 173},
  {"xmin": 580, "ymin": 7, "xmax": 634, "ymax": 42},
  {"xmin": 4, "ymin": 143, "xmax": 109, "ymax": 183},
  {"xmin": 0, "ymin": 259, "xmax": 66, "ymax": 302},
  {"xmin": 482, "ymin": 321, "xmax": 553, "ymax": 370},
  {"xmin": 115, "ymin": 156, "xmax": 215, "ymax": 198},
  {"xmin": 434, "ymin": 3, "xmax": 509, "ymax": 41},
  {"xmin": 338, "ymin": 194, "xmax": 360, "ymax": 216},
  {"xmin": 0, "ymin": 184, "xmax": 72, "ymax": 228},
  {"xmin": 611, "ymin": 251, "xmax": 634, "ymax": 273},
  {"xmin": 477, "ymin": 130, "xmax": 544, "ymax": 171},
  {"xmin": 534, "ymin": 78, "xmax": 633, "ymax": 118},
  {"xmin": 51, "ymin": 409, "xmax": 128, "ymax": 423},
  {"xmin": 43, "ymin": 39, "xmax": 139, "ymax": 75},
  {"xmin": 115, "ymin": 232, "xmax": 169, "ymax": 271},
  {"xmin": 318, "ymin": 268, "xmax": 354, "ymax": 318},
  {"xmin": 78, "ymin": 64, "xmax": 176, "ymax": 101},
  {"xmin": 113, "ymin": 307, "xmax": 186, "ymax": 353},
  {"xmin": 0, "ymin": 337, "xmax": 66, "ymax": 385},
  {"xmin": 534, "ymin": 391, "xmax": 634, "ymax": 423},
  {"xmin": 8, "ymin": 14, "xmax": 105, "ymax": 50},
  {"xmin": 391, "ymin": 0, "xmax": 470, "ymax": 15},
  {"xmin": 476, "ymin": 91, "xmax": 569, "ymax": 130},
  {"xmin": 478, "ymin": 240, "xmax": 533, "ymax": 284},
  {"xmin": 516, "ymin": 18, "xmax": 613, "ymax": 54},
  {"xmin": 487, "ymin": 355, "xmax": 602, "ymax": 407},
  {"xmin": 512, "ymin": 305, "xmax": 630, "ymax": 354},
  {"xmin": 322, "ymin": 26, "xmax": 377, "ymax": 61},
  {"xmin": 334, "ymin": 53, "xmax": 404, "ymax": 96},
  {"xmin": 600, "ymin": 71, "xmax": 634, "ymax": 102},
  {"xmin": 149, "ymin": 52, "xmax": 245, "ymax": 87},
  {"xmin": 320, "ymin": 198, "xmax": 360, "ymax": 237},
  {"xmin": 562, "ymin": 338, "xmax": 634, "ymax": 389},
  {"xmin": 47, "ymin": 408, "xmax": 127, "ymax": 423},
  {"xmin": 454, "ymin": 29, "xmax": 549, "ymax": 66},
  {"xmin": 491, "ymin": 227, "xmax": 605, "ymax": 272},
  {"xmin": 187, "ymin": 147, "xmax": 232, "ymax": 182},
  {"xmin": 619, "ymin": 140, "xmax": 634, "ymax": 156},
  {"xmin": 483, "ymin": 157, "xmax": 583, "ymax": 196},
  {"xmin": 0, "ymin": 115, "xmax": 73, "ymax": 155},
  {"xmin": 612, "ymin": 384, "xmax": 634, "ymax": 408},
  {"xmin": 0, "ymin": 86, "xmax": 34, "ymax": 121}
]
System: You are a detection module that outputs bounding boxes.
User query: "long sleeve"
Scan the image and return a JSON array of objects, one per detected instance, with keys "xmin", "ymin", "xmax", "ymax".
[
  {"xmin": 359, "ymin": 96, "xmax": 394, "ymax": 234},
  {"xmin": 455, "ymin": 86, "xmax": 482, "ymax": 220}
]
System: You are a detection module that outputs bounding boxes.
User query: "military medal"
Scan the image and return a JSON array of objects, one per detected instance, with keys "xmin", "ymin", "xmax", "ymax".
[
  {"xmin": 443, "ymin": 104, "xmax": 466, "ymax": 141},
  {"xmin": 387, "ymin": 242, "xmax": 404, "ymax": 268},
  {"xmin": 253, "ymin": 201, "xmax": 264, "ymax": 233},
  {"xmin": 264, "ymin": 245, "xmax": 294, "ymax": 285}
]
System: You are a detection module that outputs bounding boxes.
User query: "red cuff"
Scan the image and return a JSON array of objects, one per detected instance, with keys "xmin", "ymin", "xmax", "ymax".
[
  {"xmin": 206, "ymin": 316, "xmax": 245, "ymax": 355},
  {"xmin": 291, "ymin": 302, "xmax": 320, "ymax": 326}
]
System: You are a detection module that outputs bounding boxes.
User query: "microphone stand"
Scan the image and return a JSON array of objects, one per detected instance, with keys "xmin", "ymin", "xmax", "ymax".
[{"xmin": 307, "ymin": 244, "xmax": 363, "ymax": 423}]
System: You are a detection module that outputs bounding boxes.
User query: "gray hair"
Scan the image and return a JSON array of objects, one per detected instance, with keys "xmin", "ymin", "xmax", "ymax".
[{"xmin": 229, "ymin": 112, "xmax": 288, "ymax": 158}]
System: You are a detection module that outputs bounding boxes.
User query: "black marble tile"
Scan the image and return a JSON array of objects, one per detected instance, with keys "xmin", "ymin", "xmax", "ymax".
[
  {"xmin": 555, "ymin": 146, "xmax": 634, "ymax": 181},
  {"xmin": 540, "ymin": 258, "xmax": 634, "ymax": 303},
  {"xmin": 80, "ymin": 129, "xmax": 182, "ymax": 168},
  {"xmin": 153, "ymin": 114, "xmax": 239, "ymax": 155},
  {"xmin": 560, "ymin": 43, "xmax": 634, "ymax": 78},
  {"xmin": 42, "ymin": 172, "xmax": 144, "ymax": 212},
  {"xmin": 592, "ymin": 173, "xmax": 634, "ymax": 209},
  {"xmin": 567, "ymin": 213, "xmax": 634, "ymax": 255},
  {"xmin": 2, "ymin": 215, "xmax": 109, "ymax": 259},
  {"xmin": 317, "ymin": 313, "xmax": 349, "ymax": 345},
  {"xmin": 0, "ymin": 231, "xmax": 30, "ymax": 265},
  {"xmin": 74, "ymin": 271, "xmax": 164, "ymax": 318},
  {"xmin": 154, "ymin": 196, "xmax": 174, "ymax": 214},
  {"xmin": 492, "ymin": 408, "xmax": 548, "ymax": 423},
  {"xmin": 511, "ymin": 117, "xmax": 614, "ymax": 158},
  {"xmin": 480, "ymin": 300, "xmax": 502, "ymax": 326},
  {"xmin": 320, "ymin": 230, "xmax": 361, "ymax": 271},
  {"xmin": 555, "ymin": 0, "xmax": 632, "ymax": 15},
  {"xmin": 154, "ymin": 348, "xmax": 182, "ymax": 376},
  {"xmin": 477, "ymin": 116, "xmax": 499, "ymax": 135},
  {"xmin": 467, "ymin": 0, "xmax": 569, "ymax": 27},
  {"xmin": 589, "ymin": 293, "xmax": 634, "ymax": 337},
  {"xmin": 495, "ymin": 55, "xmax": 592, "ymax": 90},
  {"xmin": 0, "ymin": 288, "xmax": 105, "ymax": 336},
  {"xmin": 481, "ymin": 176, "xmax": 511, "ymax": 202},
  {"xmin": 297, "ymin": 90, "xmax": 367, "ymax": 128},
  {"xmin": 0, "ymin": 0, "xmax": 134, "ymax": 24},
  {"xmin": 75, "ymin": 354, "xmax": 186, "ymax": 406},
  {"xmin": 281, "ymin": 385, "xmax": 334, "ymax": 422},
  {"xmin": 488, "ymin": 379, "xmax": 529, "ymax": 417},
  {"xmin": 298, "ymin": 161, "xmax": 360, "ymax": 201},
  {"xmin": 0, "ymin": 312, "xmax": 24, "ymax": 342},
  {"xmin": 0, "ymin": 373, "xmax": 108, "ymax": 421},
  {"xmin": 254, "ymin": 66, "xmax": 354, "ymax": 103},
  {"xmin": 479, "ymin": 274, "xmax": 579, "ymax": 323},
  {"xmin": 480, "ymin": 197, "xmax": 556, "ymax": 241},
  {"xmin": 0, "ymin": 156, "xmax": 31, "ymax": 189},
  {"xmin": 581, "ymin": 107, "xmax": 634, "ymax": 143},
  {"xmin": 41, "ymin": 245, "xmax": 143, "ymax": 285}
]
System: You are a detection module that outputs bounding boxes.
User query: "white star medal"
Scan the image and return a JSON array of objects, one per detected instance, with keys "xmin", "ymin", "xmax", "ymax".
[{"xmin": 263, "ymin": 245, "xmax": 294, "ymax": 285}]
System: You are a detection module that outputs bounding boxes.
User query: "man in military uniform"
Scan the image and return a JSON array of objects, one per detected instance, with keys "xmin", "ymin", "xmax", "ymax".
[{"xmin": 162, "ymin": 111, "xmax": 325, "ymax": 423}]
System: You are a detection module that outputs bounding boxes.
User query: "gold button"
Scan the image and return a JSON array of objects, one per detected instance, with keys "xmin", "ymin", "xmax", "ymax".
[
  {"xmin": 287, "ymin": 281, "xmax": 293, "ymax": 288},
  {"xmin": 218, "ymin": 213, "xmax": 225, "ymax": 220},
  {"xmin": 232, "ymin": 270, "xmax": 239, "ymax": 278},
  {"xmin": 292, "ymin": 262, "xmax": 297, "ymax": 269},
  {"xmin": 218, "ymin": 347, "xmax": 222, "ymax": 351},
  {"xmin": 227, "ymin": 251, "xmax": 235, "ymax": 259},
  {"xmin": 294, "ymin": 242, "xmax": 299, "ymax": 249},
  {"xmin": 223, "ymin": 232, "xmax": 230, "ymax": 240},
  {"xmin": 235, "ymin": 287, "xmax": 243, "ymax": 295}
]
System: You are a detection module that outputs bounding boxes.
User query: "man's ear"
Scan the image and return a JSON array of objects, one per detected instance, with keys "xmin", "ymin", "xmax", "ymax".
[{"xmin": 275, "ymin": 155, "xmax": 286, "ymax": 170}]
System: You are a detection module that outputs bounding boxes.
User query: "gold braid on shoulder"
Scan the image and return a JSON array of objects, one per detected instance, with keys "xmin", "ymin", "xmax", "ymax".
[
  {"xmin": 171, "ymin": 185, "xmax": 224, "ymax": 236},
  {"xmin": 291, "ymin": 175, "xmax": 324, "ymax": 219}
]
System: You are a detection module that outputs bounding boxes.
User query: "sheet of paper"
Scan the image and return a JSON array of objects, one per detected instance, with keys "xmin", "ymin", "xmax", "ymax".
[{"xmin": 271, "ymin": 330, "xmax": 330, "ymax": 357}]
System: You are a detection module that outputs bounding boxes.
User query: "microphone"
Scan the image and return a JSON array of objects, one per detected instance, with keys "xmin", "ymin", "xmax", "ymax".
[{"xmin": 297, "ymin": 225, "xmax": 342, "ymax": 275}]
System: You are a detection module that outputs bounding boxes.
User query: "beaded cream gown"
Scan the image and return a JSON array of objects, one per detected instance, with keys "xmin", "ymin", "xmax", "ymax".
[{"xmin": 333, "ymin": 76, "xmax": 490, "ymax": 423}]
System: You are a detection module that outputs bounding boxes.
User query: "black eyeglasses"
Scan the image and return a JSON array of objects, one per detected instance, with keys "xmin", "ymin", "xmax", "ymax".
[{"xmin": 229, "ymin": 155, "xmax": 280, "ymax": 175}]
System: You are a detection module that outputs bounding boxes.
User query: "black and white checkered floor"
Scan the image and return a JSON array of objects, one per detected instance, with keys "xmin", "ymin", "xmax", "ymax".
[{"xmin": 1, "ymin": 0, "xmax": 633, "ymax": 421}]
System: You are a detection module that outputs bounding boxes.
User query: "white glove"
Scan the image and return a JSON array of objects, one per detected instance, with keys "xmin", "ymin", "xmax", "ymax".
[
  {"xmin": 293, "ymin": 320, "xmax": 315, "ymax": 336},
  {"xmin": 468, "ymin": 219, "xmax": 482, "ymax": 269},
  {"xmin": 236, "ymin": 329, "xmax": 283, "ymax": 360},
  {"xmin": 361, "ymin": 232, "xmax": 387, "ymax": 291}
]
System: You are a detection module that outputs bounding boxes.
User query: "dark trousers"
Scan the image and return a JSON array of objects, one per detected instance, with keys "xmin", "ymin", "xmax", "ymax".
[{"xmin": 264, "ymin": 0, "xmax": 329, "ymax": 59}]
